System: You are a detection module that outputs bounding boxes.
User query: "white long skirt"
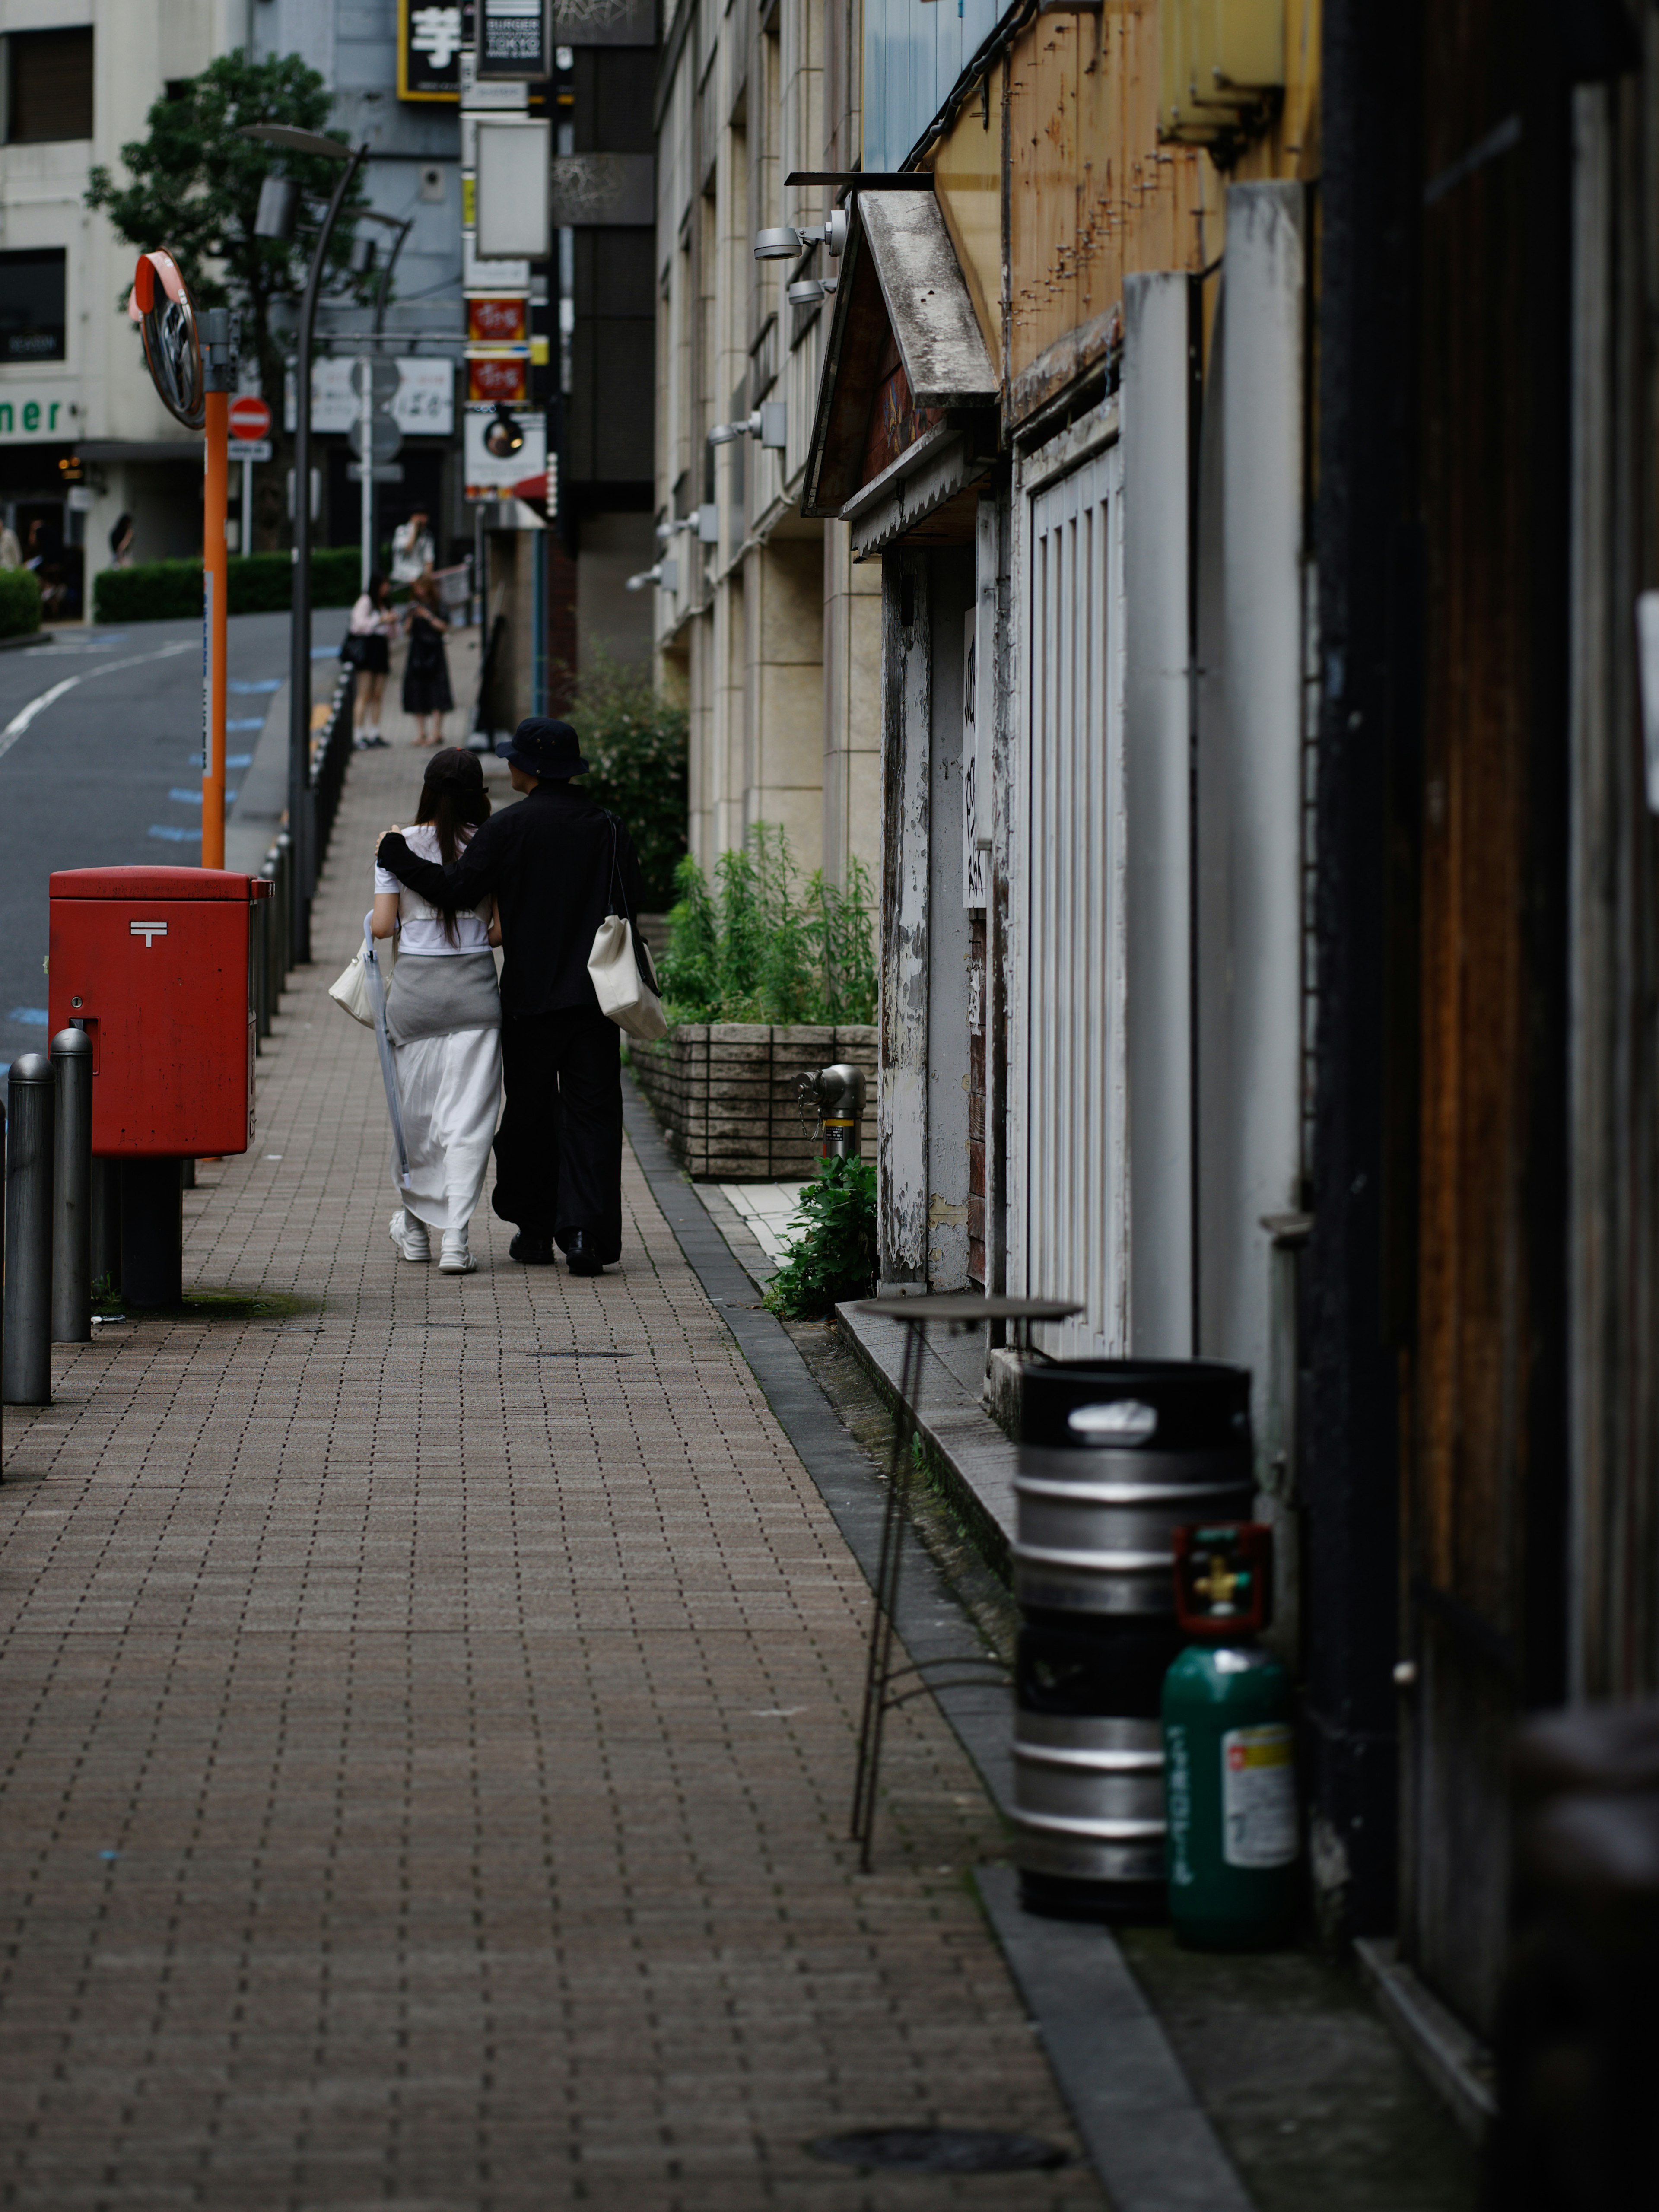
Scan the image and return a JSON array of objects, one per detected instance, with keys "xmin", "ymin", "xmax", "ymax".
[{"xmin": 393, "ymin": 1025, "xmax": 502, "ymax": 1232}]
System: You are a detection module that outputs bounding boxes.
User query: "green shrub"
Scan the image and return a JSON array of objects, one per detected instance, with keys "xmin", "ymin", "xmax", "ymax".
[
  {"xmin": 763, "ymin": 1157, "xmax": 879, "ymax": 1320},
  {"xmin": 0, "ymin": 566, "xmax": 42, "ymax": 637},
  {"xmin": 93, "ymin": 547, "xmax": 364, "ymax": 624},
  {"xmin": 567, "ymin": 650, "xmax": 689, "ymax": 910},
  {"xmin": 658, "ymin": 823, "xmax": 877, "ymax": 1027}
]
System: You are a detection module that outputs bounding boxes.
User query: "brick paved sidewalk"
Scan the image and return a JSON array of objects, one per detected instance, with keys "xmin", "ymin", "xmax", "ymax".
[{"xmin": 0, "ymin": 736, "xmax": 1108, "ymax": 2210}]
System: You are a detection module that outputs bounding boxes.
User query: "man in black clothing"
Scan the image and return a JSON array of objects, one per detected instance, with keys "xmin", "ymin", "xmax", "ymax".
[{"xmin": 376, "ymin": 717, "xmax": 646, "ymax": 1275}]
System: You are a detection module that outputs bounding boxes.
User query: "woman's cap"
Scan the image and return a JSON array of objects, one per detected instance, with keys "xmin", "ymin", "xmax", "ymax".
[{"xmin": 494, "ymin": 717, "xmax": 588, "ymax": 779}]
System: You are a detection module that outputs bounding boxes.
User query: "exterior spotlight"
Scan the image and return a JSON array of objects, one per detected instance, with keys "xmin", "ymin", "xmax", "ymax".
[
  {"xmin": 626, "ymin": 559, "xmax": 678, "ymax": 592},
  {"xmin": 484, "ymin": 404, "xmax": 525, "ymax": 458},
  {"xmin": 799, "ymin": 209, "xmax": 849, "ymax": 256},
  {"xmin": 787, "ymin": 277, "xmax": 827, "ymax": 307},
  {"xmin": 708, "ymin": 418, "xmax": 747, "ymax": 445},
  {"xmin": 753, "ymin": 226, "xmax": 801, "ymax": 259}
]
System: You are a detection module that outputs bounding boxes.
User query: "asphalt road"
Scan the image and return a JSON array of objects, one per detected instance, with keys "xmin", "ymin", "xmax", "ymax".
[{"xmin": 0, "ymin": 608, "xmax": 346, "ymax": 1075}]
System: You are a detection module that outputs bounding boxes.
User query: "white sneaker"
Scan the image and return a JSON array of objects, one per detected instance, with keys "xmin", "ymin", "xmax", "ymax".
[
  {"xmin": 389, "ymin": 1210, "xmax": 430, "ymax": 1262},
  {"xmin": 439, "ymin": 1230, "xmax": 476, "ymax": 1274}
]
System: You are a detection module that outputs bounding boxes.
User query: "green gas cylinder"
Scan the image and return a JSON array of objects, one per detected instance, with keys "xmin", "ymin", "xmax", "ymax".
[{"xmin": 1163, "ymin": 1643, "xmax": 1297, "ymax": 1947}]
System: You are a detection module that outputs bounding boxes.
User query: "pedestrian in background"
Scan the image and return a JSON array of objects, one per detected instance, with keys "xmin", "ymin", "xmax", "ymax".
[
  {"xmin": 345, "ymin": 571, "xmax": 398, "ymax": 750},
  {"xmin": 376, "ymin": 718, "xmax": 646, "ymax": 1277},
  {"xmin": 402, "ymin": 573, "xmax": 453, "ymax": 747},
  {"xmin": 107, "ymin": 513, "xmax": 134, "ymax": 568},
  {"xmin": 0, "ymin": 514, "xmax": 24, "ymax": 569},
  {"xmin": 374, "ymin": 747, "xmax": 502, "ymax": 1275},
  {"xmin": 390, "ymin": 506, "xmax": 434, "ymax": 586}
]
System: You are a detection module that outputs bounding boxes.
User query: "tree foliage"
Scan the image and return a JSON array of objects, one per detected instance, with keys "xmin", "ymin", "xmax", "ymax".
[
  {"xmin": 568, "ymin": 651, "xmax": 690, "ymax": 910},
  {"xmin": 86, "ymin": 54, "xmax": 374, "ymax": 436}
]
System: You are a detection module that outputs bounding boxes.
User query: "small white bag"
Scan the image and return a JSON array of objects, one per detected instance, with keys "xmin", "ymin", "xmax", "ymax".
[
  {"xmin": 328, "ymin": 944, "xmax": 375, "ymax": 1026},
  {"xmin": 588, "ymin": 814, "xmax": 668, "ymax": 1041},
  {"xmin": 329, "ymin": 914, "xmax": 392, "ymax": 1027}
]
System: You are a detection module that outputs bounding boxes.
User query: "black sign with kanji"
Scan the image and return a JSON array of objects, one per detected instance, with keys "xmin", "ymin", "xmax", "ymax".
[{"xmin": 399, "ymin": 0, "xmax": 477, "ymax": 100}]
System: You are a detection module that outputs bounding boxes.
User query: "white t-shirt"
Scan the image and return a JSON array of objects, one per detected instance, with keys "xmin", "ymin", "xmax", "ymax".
[{"xmin": 374, "ymin": 822, "xmax": 492, "ymax": 955}]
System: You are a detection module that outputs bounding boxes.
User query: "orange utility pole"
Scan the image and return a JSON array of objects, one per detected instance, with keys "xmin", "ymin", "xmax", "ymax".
[{"xmin": 200, "ymin": 308, "xmax": 233, "ymax": 871}]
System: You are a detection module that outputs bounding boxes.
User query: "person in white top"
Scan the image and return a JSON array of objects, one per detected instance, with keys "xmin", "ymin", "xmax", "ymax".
[
  {"xmin": 389, "ymin": 507, "xmax": 435, "ymax": 586},
  {"xmin": 346, "ymin": 571, "xmax": 399, "ymax": 749},
  {"xmin": 372, "ymin": 748, "xmax": 502, "ymax": 1272}
]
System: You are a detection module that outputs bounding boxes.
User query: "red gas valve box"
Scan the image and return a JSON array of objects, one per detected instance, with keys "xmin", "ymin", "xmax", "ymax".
[{"xmin": 48, "ymin": 866, "xmax": 273, "ymax": 1157}]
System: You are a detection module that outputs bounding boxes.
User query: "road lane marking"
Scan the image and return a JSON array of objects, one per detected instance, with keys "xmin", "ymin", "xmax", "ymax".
[{"xmin": 0, "ymin": 639, "xmax": 196, "ymax": 768}]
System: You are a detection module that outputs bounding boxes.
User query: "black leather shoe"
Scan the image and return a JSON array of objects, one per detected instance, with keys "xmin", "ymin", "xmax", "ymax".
[
  {"xmin": 566, "ymin": 1229, "xmax": 604, "ymax": 1277},
  {"xmin": 509, "ymin": 1232, "xmax": 556, "ymax": 1265}
]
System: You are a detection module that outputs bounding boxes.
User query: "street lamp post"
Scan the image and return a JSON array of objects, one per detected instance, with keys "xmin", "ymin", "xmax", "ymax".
[{"xmin": 242, "ymin": 124, "xmax": 367, "ymax": 967}]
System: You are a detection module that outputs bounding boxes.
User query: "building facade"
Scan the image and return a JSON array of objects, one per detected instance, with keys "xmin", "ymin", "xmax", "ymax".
[
  {"xmin": 652, "ymin": 0, "xmax": 880, "ymax": 886},
  {"xmin": 0, "ymin": 1, "xmax": 243, "ymax": 612}
]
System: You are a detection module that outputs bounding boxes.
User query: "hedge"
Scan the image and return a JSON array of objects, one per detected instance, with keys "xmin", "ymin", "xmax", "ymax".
[
  {"xmin": 93, "ymin": 547, "xmax": 363, "ymax": 624},
  {"xmin": 0, "ymin": 568, "xmax": 42, "ymax": 638}
]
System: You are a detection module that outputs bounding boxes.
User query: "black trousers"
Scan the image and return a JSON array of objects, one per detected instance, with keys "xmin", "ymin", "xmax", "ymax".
[{"xmin": 491, "ymin": 1007, "xmax": 623, "ymax": 1261}]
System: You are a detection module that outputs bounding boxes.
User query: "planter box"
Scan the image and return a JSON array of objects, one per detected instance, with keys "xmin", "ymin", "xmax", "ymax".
[{"xmin": 632, "ymin": 1022, "xmax": 877, "ymax": 1179}]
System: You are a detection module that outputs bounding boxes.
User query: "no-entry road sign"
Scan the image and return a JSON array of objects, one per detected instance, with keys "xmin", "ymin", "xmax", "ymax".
[{"xmin": 228, "ymin": 395, "xmax": 272, "ymax": 442}]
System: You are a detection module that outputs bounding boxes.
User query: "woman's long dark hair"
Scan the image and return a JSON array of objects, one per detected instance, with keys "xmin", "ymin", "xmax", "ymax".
[{"xmin": 412, "ymin": 747, "xmax": 490, "ymax": 944}]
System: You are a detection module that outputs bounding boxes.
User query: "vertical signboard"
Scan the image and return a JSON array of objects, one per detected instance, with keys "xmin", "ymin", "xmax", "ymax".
[
  {"xmin": 477, "ymin": 0, "xmax": 551, "ymax": 78},
  {"xmin": 399, "ymin": 0, "xmax": 477, "ymax": 99}
]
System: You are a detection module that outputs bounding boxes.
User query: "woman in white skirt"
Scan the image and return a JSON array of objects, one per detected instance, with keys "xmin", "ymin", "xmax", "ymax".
[{"xmin": 372, "ymin": 748, "xmax": 502, "ymax": 1273}]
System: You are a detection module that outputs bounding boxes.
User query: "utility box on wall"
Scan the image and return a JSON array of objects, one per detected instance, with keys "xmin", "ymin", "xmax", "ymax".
[
  {"xmin": 1158, "ymin": 0, "xmax": 1283, "ymax": 147},
  {"xmin": 47, "ymin": 866, "xmax": 271, "ymax": 1157}
]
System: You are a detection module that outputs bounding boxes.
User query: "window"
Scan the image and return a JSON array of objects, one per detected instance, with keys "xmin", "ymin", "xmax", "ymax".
[
  {"xmin": 7, "ymin": 28, "xmax": 94, "ymax": 144},
  {"xmin": 0, "ymin": 250, "xmax": 66, "ymax": 362}
]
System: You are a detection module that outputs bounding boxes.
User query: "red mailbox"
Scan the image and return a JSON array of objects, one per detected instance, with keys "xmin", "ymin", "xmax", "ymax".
[{"xmin": 48, "ymin": 866, "xmax": 273, "ymax": 1157}]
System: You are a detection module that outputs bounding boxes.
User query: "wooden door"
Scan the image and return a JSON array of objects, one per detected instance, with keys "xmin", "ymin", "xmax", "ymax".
[{"xmin": 1409, "ymin": 0, "xmax": 1570, "ymax": 2034}]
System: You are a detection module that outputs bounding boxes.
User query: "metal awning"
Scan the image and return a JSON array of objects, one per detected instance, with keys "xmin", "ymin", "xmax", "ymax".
[{"xmin": 800, "ymin": 189, "xmax": 998, "ymax": 529}]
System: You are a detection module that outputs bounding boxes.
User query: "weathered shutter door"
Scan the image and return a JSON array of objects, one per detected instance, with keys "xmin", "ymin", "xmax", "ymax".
[{"xmin": 1013, "ymin": 442, "xmax": 1128, "ymax": 1357}]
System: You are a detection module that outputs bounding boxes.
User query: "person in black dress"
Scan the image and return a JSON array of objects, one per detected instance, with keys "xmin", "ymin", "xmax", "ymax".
[{"xmin": 403, "ymin": 572, "xmax": 454, "ymax": 746}]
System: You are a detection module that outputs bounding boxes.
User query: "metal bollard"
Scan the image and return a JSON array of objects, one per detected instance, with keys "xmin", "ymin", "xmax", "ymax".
[
  {"xmin": 263, "ymin": 845, "xmax": 283, "ymax": 1020},
  {"xmin": 49, "ymin": 1026, "xmax": 92, "ymax": 1343},
  {"xmin": 273, "ymin": 831, "xmax": 293, "ymax": 992},
  {"xmin": 4, "ymin": 1054, "xmax": 54, "ymax": 1404}
]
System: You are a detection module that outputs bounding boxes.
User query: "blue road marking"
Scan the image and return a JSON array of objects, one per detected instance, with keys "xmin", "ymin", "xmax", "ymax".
[
  {"xmin": 227, "ymin": 717, "xmax": 265, "ymax": 731},
  {"xmin": 148, "ymin": 824, "xmax": 197, "ymax": 843},
  {"xmin": 311, "ymin": 645, "xmax": 341, "ymax": 659},
  {"xmin": 227, "ymin": 754, "xmax": 253, "ymax": 768},
  {"xmin": 168, "ymin": 789, "xmax": 238, "ymax": 806},
  {"xmin": 7, "ymin": 1007, "xmax": 47, "ymax": 1025},
  {"xmin": 228, "ymin": 679, "xmax": 280, "ymax": 694}
]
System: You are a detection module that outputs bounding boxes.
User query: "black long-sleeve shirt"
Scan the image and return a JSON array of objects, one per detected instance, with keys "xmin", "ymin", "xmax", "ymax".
[{"xmin": 377, "ymin": 782, "xmax": 647, "ymax": 1017}]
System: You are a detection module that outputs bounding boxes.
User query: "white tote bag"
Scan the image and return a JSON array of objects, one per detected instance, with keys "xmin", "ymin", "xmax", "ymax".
[{"xmin": 588, "ymin": 816, "xmax": 668, "ymax": 1042}]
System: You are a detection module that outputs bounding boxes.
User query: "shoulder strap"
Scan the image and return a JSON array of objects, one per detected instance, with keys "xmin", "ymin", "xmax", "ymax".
[{"xmin": 602, "ymin": 809, "xmax": 631, "ymax": 924}]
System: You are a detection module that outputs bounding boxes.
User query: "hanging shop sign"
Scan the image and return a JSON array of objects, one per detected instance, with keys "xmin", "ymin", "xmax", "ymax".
[
  {"xmin": 477, "ymin": 0, "xmax": 552, "ymax": 80},
  {"xmin": 467, "ymin": 356, "xmax": 528, "ymax": 405},
  {"xmin": 467, "ymin": 296, "xmax": 528, "ymax": 346},
  {"xmin": 399, "ymin": 0, "xmax": 477, "ymax": 100},
  {"xmin": 464, "ymin": 398, "xmax": 546, "ymax": 494}
]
